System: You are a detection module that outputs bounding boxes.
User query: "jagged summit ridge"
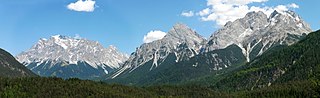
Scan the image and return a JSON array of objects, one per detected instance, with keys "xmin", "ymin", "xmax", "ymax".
[
  {"xmin": 165, "ymin": 23, "xmax": 206, "ymax": 49},
  {"xmin": 207, "ymin": 11, "xmax": 269, "ymax": 50},
  {"xmin": 206, "ymin": 10, "xmax": 312, "ymax": 62},
  {"xmin": 16, "ymin": 35, "xmax": 128, "ymax": 78},
  {"xmin": 108, "ymin": 10, "xmax": 312, "ymax": 85}
]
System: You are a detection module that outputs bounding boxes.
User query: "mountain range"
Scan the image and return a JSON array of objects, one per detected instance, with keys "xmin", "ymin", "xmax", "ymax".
[
  {"xmin": 1, "ymin": 29, "xmax": 319, "ymax": 97},
  {"xmin": 106, "ymin": 10, "xmax": 312, "ymax": 85},
  {"xmin": 0, "ymin": 9, "xmax": 319, "ymax": 97},
  {"xmin": 9, "ymin": 10, "xmax": 314, "ymax": 87}
]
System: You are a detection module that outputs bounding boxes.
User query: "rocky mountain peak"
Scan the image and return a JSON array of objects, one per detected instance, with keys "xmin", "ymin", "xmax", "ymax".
[
  {"xmin": 206, "ymin": 10, "xmax": 312, "ymax": 62},
  {"xmin": 110, "ymin": 23, "xmax": 206, "ymax": 78},
  {"xmin": 166, "ymin": 23, "xmax": 202, "ymax": 40},
  {"xmin": 222, "ymin": 11, "xmax": 267, "ymax": 29},
  {"xmin": 242, "ymin": 11, "xmax": 268, "ymax": 30},
  {"xmin": 267, "ymin": 10, "xmax": 311, "ymax": 35},
  {"xmin": 172, "ymin": 23, "xmax": 189, "ymax": 29},
  {"xmin": 207, "ymin": 11, "xmax": 269, "ymax": 51},
  {"xmin": 269, "ymin": 10, "xmax": 298, "ymax": 19},
  {"xmin": 164, "ymin": 23, "xmax": 205, "ymax": 48},
  {"xmin": 244, "ymin": 11, "xmax": 266, "ymax": 19}
]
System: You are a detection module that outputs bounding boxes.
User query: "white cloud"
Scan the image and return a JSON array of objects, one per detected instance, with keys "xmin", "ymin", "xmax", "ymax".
[
  {"xmin": 74, "ymin": 34, "xmax": 81, "ymax": 39},
  {"xmin": 67, "ymin": 0, "xmax": 96, "ymax": 12},
  {"xmin": 207, "ymin": 0, "xmax": 268, "ymax": 6},
  {"xmin": 198, "ymin": 8, "xmax": 211, "ymax": 16},
  {"xmin": 193, "ymin": 0, "xmax": 300, "ymax": 26},
  {"xmin": 288, "ymin": 3, "xmax": 299, "ymax": 9},
  {"xmin": 181, "ymin": 11, "xmax": 194, "ymax": 17},
  {"xmin": 143, "ymin": 30, "xmax": 167, "ymax": 43},
  {"xmin": 274, "ymin": 5, "xmax": 289, "ymax": 12}
]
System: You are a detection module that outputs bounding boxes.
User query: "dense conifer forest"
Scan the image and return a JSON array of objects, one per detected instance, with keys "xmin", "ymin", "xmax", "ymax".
[{"xmin": 0, "ymin": 77, "xmax": 319, "ymax": 97}]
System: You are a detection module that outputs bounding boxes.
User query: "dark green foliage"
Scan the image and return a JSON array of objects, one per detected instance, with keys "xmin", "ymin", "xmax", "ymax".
[
  {"xmin": 249, "ymin": 41, "xmax": 263, "ymax": 60},
  {"xmin": 0, "ymin": 48, "xmax": 37, "ymax": 77},
  {"xmin": 0, "ymin": 77, "xmax": 153, "ymax": 98},
  {"xmin": 0, "ymin": 77, "xmax": 319, "ymax": 97},
  {"xmin": 234, "ymin": 80, "xmax": 320, "ymax": 98},
  {"xmin": 0, "ymin": 77, "xmax": 231, "ymax": 98},
  {"xmin": 146, "ymin": 85, "xmax": 231, "ymax": 98}
]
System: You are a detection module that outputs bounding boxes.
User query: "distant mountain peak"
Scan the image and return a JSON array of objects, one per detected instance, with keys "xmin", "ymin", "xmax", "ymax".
[
  {"xmin": 16, "ymin": 35, "xmax": 128, "ymax": 79},
  {"xmin": 18, "ymin": 35, "xmax": 128, "ymax": 68}
]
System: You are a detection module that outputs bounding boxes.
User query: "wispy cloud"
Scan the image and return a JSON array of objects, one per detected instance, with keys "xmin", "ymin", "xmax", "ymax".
[
  {"xmin": 288, "ymin": 3, "xmax": 299, "ymax": 8},
  {"xmin": 74, "ymin": 34, "xmax": 81, "ymax": 39},
  {"xmin": 143, "ymin": 30, "xmax": 167, "ymax": 43},
  {"xmin": 67, "ymin": 0, "xmax": 96, "ymax": 12},
  {"xmin": 198, "ymin": 8, "xmax": 211, "ymax": 16},
  {"xmin": 181, "ymin": 11, "xmax": 194, "ymax": 17}
]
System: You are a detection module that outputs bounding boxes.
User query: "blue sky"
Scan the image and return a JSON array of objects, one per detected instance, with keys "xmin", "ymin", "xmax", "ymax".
[{"xmin": 0, "ymin": 0, "xmax": 319, "ymax": 55}]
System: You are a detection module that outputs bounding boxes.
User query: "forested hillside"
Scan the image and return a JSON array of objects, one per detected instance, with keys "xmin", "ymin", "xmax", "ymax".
[
  {"xmin": 207, "ymin": 30, "xmax": 320, "ymax": 91},
  {"xmin": 0, "ymin": 48, "xmax": 36, "ymax": 77}
]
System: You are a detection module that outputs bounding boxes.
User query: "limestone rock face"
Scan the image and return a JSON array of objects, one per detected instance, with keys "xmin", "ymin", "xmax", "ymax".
[{"xmin": 206, "ymin": 10, "xmax": 311, "ymax": 62}]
